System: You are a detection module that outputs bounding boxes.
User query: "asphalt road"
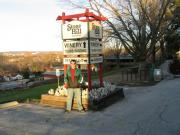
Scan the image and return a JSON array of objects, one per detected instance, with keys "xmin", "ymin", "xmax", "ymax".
[
  {"xmin": 0, "ymin": 78, "xmax": 180, "ymax": 135},
  {"xmin": 0, "ymin": 80, "xmax": 26, "ymax": 90}
]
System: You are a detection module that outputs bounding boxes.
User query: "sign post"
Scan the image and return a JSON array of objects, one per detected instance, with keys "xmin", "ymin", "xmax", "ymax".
[
  {"xmin": 87, "ymin": 14, "xmax": 92, "ymax": 90},
  {"xmin": 57, "ymin": 9, "xmax": 107, "ymax": 91},
  {"xmin": 56, "ymin": 69, "xmax": 60, "ymax": 87}
]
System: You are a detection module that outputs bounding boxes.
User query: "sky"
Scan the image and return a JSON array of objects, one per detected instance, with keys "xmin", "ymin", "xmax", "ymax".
[{"xmin": 0, "ymin": 0, "xmax": 72, "ymax": 52}]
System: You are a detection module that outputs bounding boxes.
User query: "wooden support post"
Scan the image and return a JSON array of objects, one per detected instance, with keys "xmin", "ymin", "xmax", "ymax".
[
  {"xmin": 64, "ymin": 65, "xmax": 67, "ymax": 77},
  {"xmin": 87, "ymin": 64, "xmax": 92, "ymax": 91},
  {"xmin": 127, "ymin": 71, "xmax": 128, "ymax": 81},
  {"xmin": 122, "ymin": 71, "xmax": 124, "ymax": 81},
  {"xmin": 86, "ymin": 9, "xmax": 92, "ymax": 91},
  {"xmin": 62, "ymin": 12, "xmax": 67, "ymax": 81},
  {"xmin": 99, "ymin": 63, "xmax": 103, "ymax": 87}
]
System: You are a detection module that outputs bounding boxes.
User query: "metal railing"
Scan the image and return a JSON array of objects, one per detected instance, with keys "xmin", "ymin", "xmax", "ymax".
[{"xmin": 120, "ymin": 69, "xmax": 150, "ymax": 82}]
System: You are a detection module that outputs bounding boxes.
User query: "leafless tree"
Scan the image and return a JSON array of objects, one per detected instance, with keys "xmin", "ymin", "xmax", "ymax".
[
  {"xmin": 104, "ymin": 38, "xmax": 123, "ymax": 67},
  {"xmin": 91, "ymin": 0, "xmax": 172, "ymax": 63}
]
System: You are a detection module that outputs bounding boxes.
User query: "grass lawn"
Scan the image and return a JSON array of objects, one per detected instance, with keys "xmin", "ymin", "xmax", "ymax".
[{"xmin": 0, "ymin": 83, "xmax": 58, "ymax": 104}]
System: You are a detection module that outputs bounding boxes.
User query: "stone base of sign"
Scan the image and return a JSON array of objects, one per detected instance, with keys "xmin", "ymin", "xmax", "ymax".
[{"xmin": 40, "ymin": 94, "xmax": 89, "ymax": 110}]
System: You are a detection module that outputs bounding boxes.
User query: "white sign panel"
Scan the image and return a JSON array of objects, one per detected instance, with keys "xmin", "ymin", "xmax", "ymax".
[
  {"xmin": 89, "ymin": 21, "xmax": 103, "ymax": 39},
  {"xmin": 63, "ymin": 40, "xmax": 88, "ymax": 54},
  {"xmin": 63, "ymin": 40, "xmax": 102, "ymax": 54},
  {"xmin": 62, "ymin": 21, "xmax": 87, "ymax": 39},
  {"xmin": 90, "ymin": 56, "xmax": 103, "ymax": 64},
  {"xmin": 63, "ymin": 56, "xmax": 103, "ymax": 64},
  {"xmin": 90, "ymin": 40, "xmax": 102, "ymax": 54},
  {"xmin": 56, "ymin": 69, "xmax": 60, "ymax": 76},
  {"xmin": 63, "ymin": 58, "xmax": 88, "ymax": 64},
  {"xmin": 62, "ymin": 21, "xmax": 102, "ymax": 39}
]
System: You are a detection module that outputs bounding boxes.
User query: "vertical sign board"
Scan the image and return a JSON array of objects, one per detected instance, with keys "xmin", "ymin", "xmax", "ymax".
[
  {"xmin": 58, "ymin": 10, "xmax": 107, "ymax": 90},
  {"xmin": 62, "ymin": 21, "xmax": 102, "ymax": 40},
  {"xmin": 62, "ymin": 20, "xmax": 103, "ymax": 65}
]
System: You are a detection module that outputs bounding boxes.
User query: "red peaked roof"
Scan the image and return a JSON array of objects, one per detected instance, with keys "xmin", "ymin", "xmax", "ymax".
[{"xmin": 57, "ymin": 9, "xmax": 107, "ymax": 22}]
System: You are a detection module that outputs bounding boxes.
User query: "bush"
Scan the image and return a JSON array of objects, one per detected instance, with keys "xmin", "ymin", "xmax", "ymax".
[{"xmin": 169, "ymin": 60, "xmax": 180, "ymax": 74}]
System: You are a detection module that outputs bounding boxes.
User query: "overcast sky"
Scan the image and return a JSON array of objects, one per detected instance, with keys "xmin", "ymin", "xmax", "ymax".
[{"xmin": 0, "ymin": 0, "xmax": 65, "ymax": 52}]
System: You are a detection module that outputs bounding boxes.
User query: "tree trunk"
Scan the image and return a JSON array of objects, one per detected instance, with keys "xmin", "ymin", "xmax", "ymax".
[
  {"xmin": 160, "ymin": 39, "xmax": 166, "ymax": 61},
  {"xmin": 152, "ymin": 45, "xmax": 156, "ymax": 64},
  {"xmin": 116, "ymin": 53, "xmax": 120, "ymax": 68}
]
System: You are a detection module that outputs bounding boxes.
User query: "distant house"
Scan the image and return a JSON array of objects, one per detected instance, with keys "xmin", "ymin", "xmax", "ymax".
[{"xmin": 10, "ymin": 74, "xmax": 23, "ymax": 81}]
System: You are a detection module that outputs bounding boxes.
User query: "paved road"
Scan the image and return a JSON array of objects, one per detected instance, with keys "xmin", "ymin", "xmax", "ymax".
[
  {"xmin": 0, "ymin": 78, "xmax": 180, "ymax": 135},
  {"xmin": 0, "ymin": 80, "xmax": 26, "ymax": 90}
]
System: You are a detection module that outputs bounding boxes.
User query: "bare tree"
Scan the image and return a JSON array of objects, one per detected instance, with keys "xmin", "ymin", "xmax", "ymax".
[
  {"xmin": 62, "ymin": 0, "xmax": 171, "ymax": 64},
  {"xmin": 104, "ymin": 38, "xmax": 123, "ymax": 67},
  {"xmin": 91, "ymin": 0, "xmax": 172, "ymax": 63}
]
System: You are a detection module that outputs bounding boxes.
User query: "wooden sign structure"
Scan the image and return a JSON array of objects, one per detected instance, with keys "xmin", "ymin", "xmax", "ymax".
[
  {"xmin": 40, "ymin": 9, "xmax": 108, "ymax": 110},
  {"xmin": 57, "ymin": 9, "xmax": 107, "ymax": 90}
]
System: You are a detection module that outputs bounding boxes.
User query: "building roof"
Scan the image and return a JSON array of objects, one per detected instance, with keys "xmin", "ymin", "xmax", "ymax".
[{"xmin": 104, "ymin": 55, "xmax": 134, "ymax": 60}]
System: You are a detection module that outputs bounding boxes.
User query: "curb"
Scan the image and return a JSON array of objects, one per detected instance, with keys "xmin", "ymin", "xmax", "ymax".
[
  {"xmin": 174, "ymin": 75, "xmax": 180, "ymax": 78},
  {"xmin": 0, "ymin": 101, "xmax": 19, "ymax": 109}
]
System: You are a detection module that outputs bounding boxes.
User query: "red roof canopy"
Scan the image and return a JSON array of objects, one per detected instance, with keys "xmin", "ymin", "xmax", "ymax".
[{"xmin": 56, "ymin": 9, "xmax": 107, "ymax": 22}]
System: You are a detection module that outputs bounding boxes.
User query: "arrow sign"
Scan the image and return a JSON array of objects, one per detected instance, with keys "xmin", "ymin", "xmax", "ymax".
[
  {"xmin": 63, "ymin": 40, "xmax": 102, "ymax": 55},
  {"xmin": 83, "ymin": 42, "xmax": 86, "ymax": 48}
]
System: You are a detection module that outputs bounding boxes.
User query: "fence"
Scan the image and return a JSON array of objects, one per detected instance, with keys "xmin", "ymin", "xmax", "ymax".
[
  {"xmin": 119, "ymin": 69, "xmax": 151, "ymax": 82},
  {"xmin": 82, "ymin": 68, "xmax": 152, "ymax": 84}
]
